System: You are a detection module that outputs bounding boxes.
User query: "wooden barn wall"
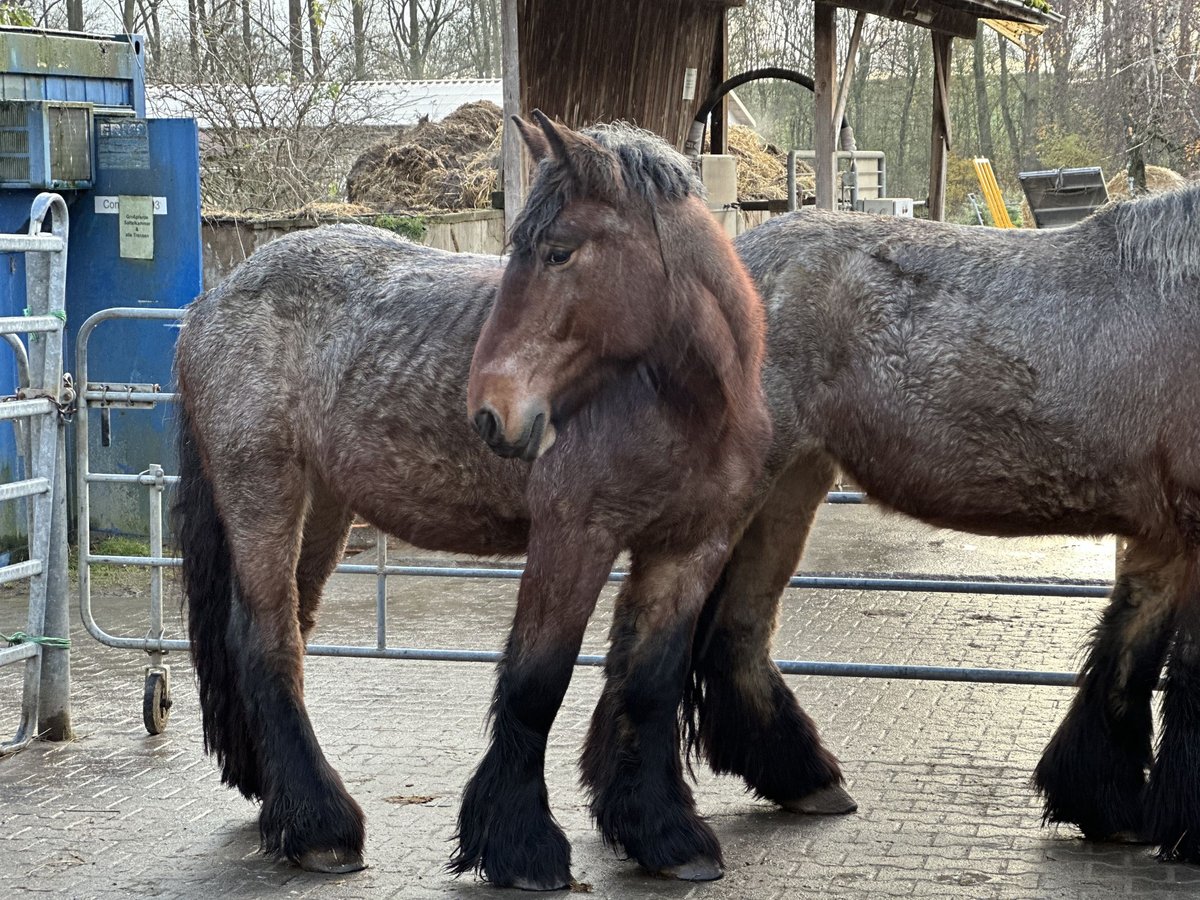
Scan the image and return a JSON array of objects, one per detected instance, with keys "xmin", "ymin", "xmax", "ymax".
[{"xmin": 519, "ymin": 0, "xmax": 725, "ymax": 149}]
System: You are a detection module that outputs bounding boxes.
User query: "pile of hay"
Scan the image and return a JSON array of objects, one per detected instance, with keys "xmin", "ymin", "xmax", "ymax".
[
  {"xmin": 1105, "ymin": 164, "xmax": 1187, "ymax": 199},
  {"xmin": 726, "ymin": 125, "xmax": 814, "ymax": 201},
  {"xmin": 345, "ymin": 111, "xmax": 816, "ymax": 211},
  {"xmin": 346, "ymin": 101, "xmax": 502, "ymax": 212}
]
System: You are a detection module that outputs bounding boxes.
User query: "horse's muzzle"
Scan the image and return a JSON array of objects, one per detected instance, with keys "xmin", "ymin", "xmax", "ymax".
[{"xmin": 471, "ymin": 403, "xmax": 555, "ymax": 461}]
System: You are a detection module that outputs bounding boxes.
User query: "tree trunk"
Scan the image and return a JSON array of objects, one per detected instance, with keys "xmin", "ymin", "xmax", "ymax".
[
  {"xmin": 894, "ymin": 33, "xmax": 920, "ymax": 194},
  {"xmin": 1020, "ymin": 35, "xmax": 1040, "ymax": 168},
  {"xmin": 289, "ymin": 0, "xmax": 305, "ymax": 80},
  {"xmin": 973, "ymin": 29, "xmax": 994, "ymax": 159},
  {"xmin": 187, "ymin": 0, "xmax": 199, "ymax": 66},
  {"xmin": 241, "ymin": 0, "xmax": 252, "ymax": 65},
  {"xmin": 997, "ymin": 34, "xmax": 1020, "ymax": 168},
  {"xmin": 409, "ymin": 0, "xmax": 423, "ymax": 79},
  {"xmin": 308, "ymin": 0, "xmax": 323, "ymax": 76},
  {"xmin": 353, "ymin": 0, "xmax": 367, "ymax": 80},
  {"xmin": 196, "ymin": 0, "xmax": 209, "ymax": 76}
]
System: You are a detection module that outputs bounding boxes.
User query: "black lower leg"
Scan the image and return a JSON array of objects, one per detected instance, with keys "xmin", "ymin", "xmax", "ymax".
[
  {"xmin": 236, "ymin": 605, "xmax": 365, "ymax": 870},
  {"xmin": 583, "ymin": 619, "xmax": 722, "ymax": 875},
  {"xmin": 450, "ymin": 639, "xmax": 575, "ymax": 889},
  {"xmin": 1035, "ymin": 579, "xmax": 1171, "ymax": 840},
  {"xmin": 687, "ymin": 612, "xmax": 844, "ymax": 804},
  {"xmin": 1146, "ymin": 603, "xmax": 1200, "ymax": 862}
]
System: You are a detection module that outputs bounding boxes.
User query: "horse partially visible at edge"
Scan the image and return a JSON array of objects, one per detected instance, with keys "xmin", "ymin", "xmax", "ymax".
[
  {"xmin": 730, "ymin": 183, "xmax": 1200, "ymax": 863},
  {"xmin": 173, "ymin": 115, "xmax": 850, "ymax": 890}
]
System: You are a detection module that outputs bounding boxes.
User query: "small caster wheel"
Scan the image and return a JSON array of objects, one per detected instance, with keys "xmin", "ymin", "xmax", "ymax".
[{"xmin": 143, "ymin": 670, "xmax": 172, "ymax": 735}]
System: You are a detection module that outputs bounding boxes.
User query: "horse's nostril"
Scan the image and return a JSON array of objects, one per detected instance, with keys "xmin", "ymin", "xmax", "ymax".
[{"xmin": 473, "ymin": 407, "xmax": 500, "ymax": 444}]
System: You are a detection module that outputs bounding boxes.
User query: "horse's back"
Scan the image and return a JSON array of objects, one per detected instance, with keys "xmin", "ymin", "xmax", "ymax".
[
  {"xmin": 740, "ymin": 204, "xmax": 1200, "ymax": 537},
  {"xmin": 175, "ymin": 224, "xmax": 531, "ymax": 555}
]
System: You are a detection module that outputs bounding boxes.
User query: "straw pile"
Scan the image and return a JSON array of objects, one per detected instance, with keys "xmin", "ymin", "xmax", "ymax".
[
  {"xmin": 1104, "ymin": 164, "xmax": 1187, "ymax": 199},
  {"xmin": 726, "ymin": 124, "xmax": 814, "ymax": 200},
  {"xmin": 346, "ymin": 101, "xmax": 502, "ymax": 211}
]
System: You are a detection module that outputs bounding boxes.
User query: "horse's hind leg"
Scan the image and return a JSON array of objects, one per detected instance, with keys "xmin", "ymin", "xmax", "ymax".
[
  {"xmin": 688, "ymin": 452, "xmax": 854, "ymax": 814},
  {"xmin": 1035, "ymin": 538, "xmax": 1181, "ymax": 841},
  {"xmin": 581, "ymin": 540, "xmax": 734, "ymax": 880},
  {"xmin": 1146, "ymin": 551, "xmax": 1200, "ymax": 862},
  {"xmin": 295, "ymin": 483, "xmax": 354, "ymax": 641},
  {"xmin": 218, "ymin": 461, "xmax": 365, "ymax": 873}
]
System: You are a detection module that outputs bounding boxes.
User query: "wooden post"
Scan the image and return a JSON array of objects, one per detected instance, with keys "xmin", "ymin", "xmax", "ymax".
[
  {"xmin": 501, "ymin": 0, "xmax": 525, "ymax": 234},
  {"xmin": 833, "ymin": 11, "xmax": 866, "ymax": 143},
  {"xmin": 928, "ymin": 30, "xmax": 953, "ymax": 221},
  {"xmin": 709, "ymin": 11, "xmax": 729, "ymax": 155},
  {"xmin": 813, "ymin": 2, "xmax": 838, "ymax": 210}
]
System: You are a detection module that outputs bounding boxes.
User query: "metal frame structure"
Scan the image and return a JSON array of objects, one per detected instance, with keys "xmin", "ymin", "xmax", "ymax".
[
  {"xmin": 0, "ymin": 193, "xmax": 72, "ymax": 753},
  {"xmin": 75, "ymin": 307, "xmax": 1115, "ymax": 735}
]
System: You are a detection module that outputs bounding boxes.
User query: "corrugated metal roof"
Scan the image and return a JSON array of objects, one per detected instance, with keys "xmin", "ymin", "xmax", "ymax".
[
  {"xmin": 146, "ymin": 77, "xmax": 755, "ymax": 131},
  {"xmin": 146, "ymin": 79, "xmax": 503, "ymax": 129}
]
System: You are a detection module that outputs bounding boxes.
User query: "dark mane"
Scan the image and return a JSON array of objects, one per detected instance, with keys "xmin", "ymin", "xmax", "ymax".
[
  {"xmin": 1098, "ymin": 180, "xmax": 1200, "ymax": 292},
  {"xmin": 510, "ymin": 122, "xmax": 704, "ymax": 252}
]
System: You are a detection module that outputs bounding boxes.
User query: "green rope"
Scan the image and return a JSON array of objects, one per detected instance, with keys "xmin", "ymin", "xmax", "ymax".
[
  {"xmin": 22, "ymin": 308, "xmax": 66, "ymax": 322},
  {"xmin": 1, "ymin": 631, "xmax": 70, "ymax": 649}
]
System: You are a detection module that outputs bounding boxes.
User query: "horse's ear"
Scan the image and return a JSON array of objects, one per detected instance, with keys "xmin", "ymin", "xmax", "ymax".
[
  {"xmin": 531, "ymin": 110, "xmax": 621, "ymax": 198},
  {"xmin": 531, "ymin": 109, "xmax": 576, "ymax": 165},
  {"xmin": 512, "ymin": 115, "xmax": 551, "ymax": 163}
]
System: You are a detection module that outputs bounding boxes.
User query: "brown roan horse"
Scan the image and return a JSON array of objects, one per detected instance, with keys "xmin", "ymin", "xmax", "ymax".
[{"xmin": 173, "ymin": 114, "xmax": 852, "ymax": 890}]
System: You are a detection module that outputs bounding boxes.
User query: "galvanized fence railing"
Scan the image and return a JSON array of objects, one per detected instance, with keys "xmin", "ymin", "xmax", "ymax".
[
  {"xmin": 77, "ymin": 307, "xmax": 1113, "ymax": 736},
  {"xmin": 0, "ymin": 194, "xmax": 73, "ymax": 754}
]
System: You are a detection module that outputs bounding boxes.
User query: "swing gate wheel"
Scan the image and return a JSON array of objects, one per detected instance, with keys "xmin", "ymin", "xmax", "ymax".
[{"xmin": 143, "ymin": 666, "xmax": 172, "ymax": 735}]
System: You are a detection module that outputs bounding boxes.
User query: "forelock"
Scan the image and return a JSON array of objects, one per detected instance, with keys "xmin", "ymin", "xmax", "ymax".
[{"xmin": 509, "ymin": 122, "xmax": 705, "ymax": 252}]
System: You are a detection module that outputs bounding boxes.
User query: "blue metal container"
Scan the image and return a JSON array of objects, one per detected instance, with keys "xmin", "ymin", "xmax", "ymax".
[{"xmin": 0, "ymin": 28, "xmax": 201, "ymax": 548}]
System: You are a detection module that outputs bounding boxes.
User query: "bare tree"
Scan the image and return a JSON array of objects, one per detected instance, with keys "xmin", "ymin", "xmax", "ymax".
[{"xmin": 382, "ymin": 0, "xmax": 462, "ymax": 79}]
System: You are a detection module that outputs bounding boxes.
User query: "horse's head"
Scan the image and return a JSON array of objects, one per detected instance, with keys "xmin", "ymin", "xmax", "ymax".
[{"xmin": 468, "ymin": 112, "xmax": 706, "ymax": 461}]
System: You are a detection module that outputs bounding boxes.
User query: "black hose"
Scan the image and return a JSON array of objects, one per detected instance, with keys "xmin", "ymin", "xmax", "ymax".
[{"xmin": 684, "ymin": 66, "xmax": 853, "ymax": 158}]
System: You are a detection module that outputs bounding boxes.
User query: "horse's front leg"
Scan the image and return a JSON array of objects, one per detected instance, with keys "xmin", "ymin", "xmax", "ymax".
[
  {"xmin": 580, "ymin": 540, "xmax": 731, "ymax": 881},
  {"xmin": 1035, "ymin": 538, "xmax": 1181, "ymax": 841},
  {"xmin": 451, "ymin": 521, "xmax": 618, "ymax": 890},
  {"xmin": 1146, "ymin": 554, "xmax": 1200, "ymax": 862}
]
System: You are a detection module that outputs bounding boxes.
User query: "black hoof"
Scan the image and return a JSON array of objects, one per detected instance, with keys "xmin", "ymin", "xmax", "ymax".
[
  {"xmin": 510, "ymin": 875, "xmax": 572, "ymax": 891},
  {"xmin": 1034, "ymin": 720, "xmax": 1147, "ymax": 841},
  {"xmin": 1154, "ymin": 833, "xmax": 1200, "ymax": 864},
  {"xmin": 781, "ymin": 782, "xmax": 858, "ymax": 815},
  {"xmin": 297, "ymin": 848, "xmax": 367, "ymax": 873},
  {"xmin": 450, "ymin": 784, "xmax": 573, "ymax": 889},
  {"xmin": 655, "ymin": 855, "xmax": 724, "ymax": 881},
  {"xmin": 260, "ymin": 777, "xmax": 366, "ymax": 871}
]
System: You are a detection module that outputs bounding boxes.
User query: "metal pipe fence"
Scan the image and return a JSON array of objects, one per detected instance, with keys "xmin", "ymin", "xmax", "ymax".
[
  {"xmin": 76, "ymin": 307, "xmax": 1110, "ymax": 734},
  {"xmin": 0, "ymin": 193, "xmax": 72, "ymax": 754}
]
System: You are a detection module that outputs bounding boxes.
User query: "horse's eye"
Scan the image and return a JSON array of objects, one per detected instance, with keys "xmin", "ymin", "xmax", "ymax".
[{"xmin": 545, "ymin": 248, "xmax": 573, "ymax": 266}]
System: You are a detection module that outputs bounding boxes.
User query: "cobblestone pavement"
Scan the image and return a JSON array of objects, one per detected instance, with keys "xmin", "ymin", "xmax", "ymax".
[{"xmin": 3, "ymin": 505, "xmax": 1200, "ymax": 899}]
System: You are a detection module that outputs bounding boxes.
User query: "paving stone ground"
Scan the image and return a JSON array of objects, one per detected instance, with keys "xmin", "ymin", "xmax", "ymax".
[{"xmin": 3, "ymin": 504, "xmax": 1199, "ymax": 899}]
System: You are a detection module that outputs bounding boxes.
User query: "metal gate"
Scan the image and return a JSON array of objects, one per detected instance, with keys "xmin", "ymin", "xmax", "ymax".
[
  {"xmin": 76, "ymin": 307, "xmax": 1115, "ymax": 737},
  {"xmin": 0, "ymin": 194, "xmax": 73, "ymax": 754}
]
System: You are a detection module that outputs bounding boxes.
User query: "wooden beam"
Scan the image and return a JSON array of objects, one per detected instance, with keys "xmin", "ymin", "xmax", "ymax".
[
  {"xmin": 834, "ymin": 0, "xmax": 978, "ymax": 39},
  {"xmin": 928, "ymin": 30, "xmax": 953, "ymax": 221},
  {"xmin": 813, "ymin": 2, "xmax": 838, "ymax": 210},
  {"xmin": 500, "ymin": 0, "xmax": 525, "ymax": 234},
  {"xmin": 833, "ymin": 11, "xmax": 866, "ymax": 146},
  {"xmin": 709, "ymin": 11, "xmax": 729, "ymax": 155}
]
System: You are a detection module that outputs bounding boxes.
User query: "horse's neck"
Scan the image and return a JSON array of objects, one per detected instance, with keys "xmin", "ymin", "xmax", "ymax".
[
  {"xmin": 643, "ymin": 200, "xmax": 766, "ymax": 437},
  {"xmin": 650, "ymin": 277, "xmax": 763, "ymax": 437}
]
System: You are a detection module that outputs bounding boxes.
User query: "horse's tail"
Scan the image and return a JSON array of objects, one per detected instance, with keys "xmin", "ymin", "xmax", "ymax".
[{"xmin": 174, "ymin": 399, "xmax": 261, "ymax": 799}]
